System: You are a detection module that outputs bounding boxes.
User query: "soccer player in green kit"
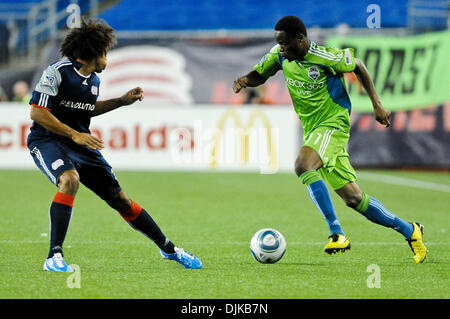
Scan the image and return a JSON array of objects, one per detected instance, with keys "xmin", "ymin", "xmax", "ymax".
[{"xmin": 233, "ymin": 16, "xmax": 427, "ymax": 263}]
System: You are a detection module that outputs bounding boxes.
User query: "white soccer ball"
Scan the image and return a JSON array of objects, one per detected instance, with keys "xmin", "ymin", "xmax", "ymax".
[{"xmin": 250, "ymin": 228, "xmax": 286, "ymax": 264}]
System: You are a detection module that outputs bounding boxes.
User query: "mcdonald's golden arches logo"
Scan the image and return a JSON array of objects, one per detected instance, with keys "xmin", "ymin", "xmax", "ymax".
[{"xmin": 210, "ymin": 109, "xmax": 278, "ymax": 171}]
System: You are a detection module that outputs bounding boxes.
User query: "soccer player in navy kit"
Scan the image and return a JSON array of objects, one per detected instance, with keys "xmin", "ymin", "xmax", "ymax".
[{"xmin": 28, "ymin": 19, "xmax": 202, "ymax": 271}]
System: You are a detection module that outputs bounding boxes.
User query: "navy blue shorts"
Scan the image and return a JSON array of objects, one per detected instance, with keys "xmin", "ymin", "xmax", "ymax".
[{"xmin": 28, "ymin": 135, "xmax": 122, "ymax": 202}]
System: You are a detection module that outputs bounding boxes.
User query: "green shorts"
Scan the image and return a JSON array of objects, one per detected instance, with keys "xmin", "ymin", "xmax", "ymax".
[{"xmin": 303, "ymin": 126, "xmax": 357, "ymax": 190}]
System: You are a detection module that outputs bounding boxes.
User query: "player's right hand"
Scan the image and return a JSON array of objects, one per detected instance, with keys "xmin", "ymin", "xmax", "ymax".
[
  {"xmin": 72, "ymin": 132, "xmax": 104, "ymax": 150},
  {"xmin": 232, "ymin": 76, "xmax": 248, "ymax": 93},
  {"xmin": 373, "ymin": 104, "xmax": 391, "ymax": 128}
]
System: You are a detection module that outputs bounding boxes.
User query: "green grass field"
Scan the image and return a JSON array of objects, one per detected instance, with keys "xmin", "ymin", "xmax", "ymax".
[{"xmin": 0, "ymin": 169, "xmax": 448, "ymax": 299}]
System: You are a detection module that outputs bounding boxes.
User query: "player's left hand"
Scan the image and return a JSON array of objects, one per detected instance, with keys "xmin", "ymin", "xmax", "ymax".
[
  {"xmin": 373, "ymin": 104, "xmax": 391, "ymax": 128},
  {"xmin": 232, "ymin": 76, "xmax": 249, "ymax": 93},
  {"xmin": 120, "ymin": 87, "xmax": 144, "ymax": 105}
]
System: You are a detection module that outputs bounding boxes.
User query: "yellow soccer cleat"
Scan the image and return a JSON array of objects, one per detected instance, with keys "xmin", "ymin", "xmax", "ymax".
[
  {"xmin": 407, "ymin": 222, "xmax": 427, "ymax": 263},
  {"xmin": 324, "ymin": 233, "xmax": 351, "ymax": 254}
]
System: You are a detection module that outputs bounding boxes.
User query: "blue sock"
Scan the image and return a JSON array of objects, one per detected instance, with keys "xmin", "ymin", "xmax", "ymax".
[
  {"xmin": 356, "ymin": 193, "xmax": 413, "ymax": 239},
  {"xmin": 302, "ymin": 173, "xmax": 344, "ymax": 236}
]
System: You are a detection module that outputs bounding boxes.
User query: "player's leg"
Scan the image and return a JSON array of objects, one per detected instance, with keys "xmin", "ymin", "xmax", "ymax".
[
  {"xmin": 49, "ymin": 169, "xmax": 78, "ymax": 256},
  {"xmin": 295, "ymin": 131, "xmax": 345, "ymax": 238},
  {"xmin": 335, "ymin": 181, "xmax": 413, "ymax": 237},
  {"xmin": 72, "ymin": 148, "xmax": 202, "ymax": 269},
  {"xmin": 335, "ymin": 181, "xmax": 427, "ymax": 263},
  {"xmin": 106, "ymin": 190, "xmax": 175, "ymax": 254},
  {"xmin": 29, "ymin": 141, "xmax": 77, "ymax": 272},
  {"xmin": 105, "ymin": 190, "xmax": 202, "ymax": 269},
  {"xmin": 297, "ymin": 127, "xmax": 355, "ymax": 254}
]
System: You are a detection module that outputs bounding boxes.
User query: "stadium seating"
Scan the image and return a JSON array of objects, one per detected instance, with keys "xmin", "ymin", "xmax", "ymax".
[
  {"xmin": 99, "ymin": 0, "xmax": 410, "ymax": 30},
  {"xmin": 0, "ymin": 0, "xmax": 103, "ymax": 54},
  {"xmin": 0, "ymin": 0, "xmax": 447, "ymax": 61},
  {"xmin": 1, "ymin": 0, "xmax": 447, "ymax": 35}
]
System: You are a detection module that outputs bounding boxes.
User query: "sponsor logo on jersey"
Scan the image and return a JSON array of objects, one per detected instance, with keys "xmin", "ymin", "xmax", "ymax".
[
  {"xmin": 286, "ymin": 77, "xmax": 325, "ymax": 90},
  {"xmin": 60, "ymin": 100, "xmax": 95, "ymax": 111}
]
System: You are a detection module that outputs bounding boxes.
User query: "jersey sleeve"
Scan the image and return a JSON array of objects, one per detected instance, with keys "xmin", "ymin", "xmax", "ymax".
[
  {"xmin": 306, "ymin": 43, "xmax": 356, "ymax": 73},
  {"xmin": 329, "ymin": 47, "xmax": 356, "ymax": 73},
  {"xmin": 253, "ymin": 44, "xmax": 282, "ymax": 78},
  {"xmin": 29, "ymin": 65, "xmax": 62, "ymax": 109}
]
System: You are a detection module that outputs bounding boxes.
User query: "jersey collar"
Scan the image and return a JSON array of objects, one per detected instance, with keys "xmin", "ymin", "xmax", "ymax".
[{"xmin": 70, "ymin": 59, "xmax": 91, "ymax": 78}]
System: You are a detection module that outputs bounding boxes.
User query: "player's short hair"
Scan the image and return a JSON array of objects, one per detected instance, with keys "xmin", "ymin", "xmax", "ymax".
[
  {"xmin": 60, "ymin": 19, "xmax": 117, "ymax": 62},
  {"xmin": 275, "ymin": 15, "xmax": 307, "ymax": 38}
]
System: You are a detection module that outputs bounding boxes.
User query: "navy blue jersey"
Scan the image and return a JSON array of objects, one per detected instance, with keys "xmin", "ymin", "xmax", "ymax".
[
  {"xmin": 28, "ymin": 59, "xmax": 100, "ymax": 142},
  {"xmin": 27, "ymin": 59, "xmax": 121, "ymax": 198}
]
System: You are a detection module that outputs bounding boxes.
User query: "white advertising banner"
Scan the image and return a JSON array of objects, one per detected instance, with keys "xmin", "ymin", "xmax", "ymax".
[{"xmin": 0, "ymin": 103, "xmax": 300, "ymax": 173}]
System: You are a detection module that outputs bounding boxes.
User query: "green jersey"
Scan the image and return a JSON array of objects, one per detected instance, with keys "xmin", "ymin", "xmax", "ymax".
[{"xmin": 254, "ymin": 41, "xmax": 356, "ymax": 136}]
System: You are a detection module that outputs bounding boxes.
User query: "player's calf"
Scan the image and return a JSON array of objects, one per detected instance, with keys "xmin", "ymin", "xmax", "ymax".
[
  {"xmin": 47, "ymin": 192, "xmax": 75, "ymax": 259},
  {"xmin": 354, "ymin": 192, "xmax": 414, "ymax": 239},
  {"xmin": 341, "ymin": 193, "xmax": 362, "ymax": 209},
  {"xmin": 335, "ymin": 181, "xmax": 363, "ymax": 209},
  {"xmin": 300, "ymin": 170, "xmax": 345, "ymax": 236},
  {"xmin": 111, "ymin": 194, "xmax": 177, "ymax": 255},
  {"xmin": 107, "ymin": 190, "xmax": 132, "ymax": 214},
  {"xmin": 111, "ymin": 193, "xmax": 202, "ymax": 268}
]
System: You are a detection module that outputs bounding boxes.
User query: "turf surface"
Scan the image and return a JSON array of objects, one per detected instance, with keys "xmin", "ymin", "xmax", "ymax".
[{"xmin": 0, "ymin": 169, "xmax": 448, "ymax": 299}]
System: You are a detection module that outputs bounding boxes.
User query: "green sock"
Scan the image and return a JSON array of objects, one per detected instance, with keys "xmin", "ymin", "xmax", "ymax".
[
  {"xmin": 356, "ymin": 192, "xmax": 370, "ymax": 213},
  {"xmin": 299, "ymin": 170, "xmax": 321, "ymax": 186}
]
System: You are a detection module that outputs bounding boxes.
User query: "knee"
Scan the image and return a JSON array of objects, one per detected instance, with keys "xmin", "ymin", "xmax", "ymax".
[
  {"xmin": 294, "ymin": 157, "xmax": 304, "ymax": 177},
  {"xmin": 344, "ymin": 193, "xmax": 363, "ymax": 209},
  {"xmin": 107, "ymin": 191, "xmax": 132, "ymax": 212},
  {"xmin": 294, "ymin": 147, "xmax": 322, "ymax": 177},
  {"xmin": 294, "ymin": 156, "xmax": 311, "ymax": 177},
  {"xmin": 58, "ymin": 170, "xmax": 80, "ymax": 195}
]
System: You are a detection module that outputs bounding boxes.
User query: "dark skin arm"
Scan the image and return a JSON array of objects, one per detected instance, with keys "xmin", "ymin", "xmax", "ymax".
[
  {"xmin": 92, "ymin": 87, "xmax": 144, "ymax": 116},
  {"xmin": 233, "ymin": 57, "xmax": 390, "ymax": 127},
  {"xmin": 353, "ymin": 58, "xmax": 391, "ymax": 127},
  {"xmin": 30, "ymin": 107, "xmax": 104, "ymax": 150},
  {"xmin": 234, "ymin": 59, "xmax": 391, "ymax": 127},
  {"xmin": 232, "ymin": 70, "xmax": 267, "ymax": 93}
]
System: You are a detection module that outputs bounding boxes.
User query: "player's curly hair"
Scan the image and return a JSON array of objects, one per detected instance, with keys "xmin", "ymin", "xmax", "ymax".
[
  {"xmin": 275, "ymin": 15, "xmax": 307, "ymax": 38},
  {"xmin": 60, "ymin": 18, "xmax": 117, "ymax": 61}
]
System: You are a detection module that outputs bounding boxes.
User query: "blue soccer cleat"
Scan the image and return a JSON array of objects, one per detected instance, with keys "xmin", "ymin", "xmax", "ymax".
[
  {"xmin": 43, "ymin": 252, "xmax": 74, "ymax": 272},
  {"xmin": 160, "ymin": 247, "xmax": 202, "ymax": 269}
]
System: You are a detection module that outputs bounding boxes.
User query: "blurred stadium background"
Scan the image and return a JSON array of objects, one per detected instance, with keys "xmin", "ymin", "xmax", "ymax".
[{"xmin": 0, "ymin": 0, "xmax": 449, "ymax": 172}]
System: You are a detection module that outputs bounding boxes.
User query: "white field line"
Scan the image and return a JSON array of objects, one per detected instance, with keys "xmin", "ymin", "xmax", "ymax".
[
  {"xmin": 0, "ymin": 240, "xmax": 447, "ymax": 246},
  {"xmin": 357, "ymin": 172, "xmax": 450, "ymax": 193}
]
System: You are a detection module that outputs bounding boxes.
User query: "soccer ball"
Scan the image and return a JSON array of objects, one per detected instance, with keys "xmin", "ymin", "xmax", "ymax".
[{"xmin": 250, "ymin": 228, "xmax": 286, "ymax": 264}]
